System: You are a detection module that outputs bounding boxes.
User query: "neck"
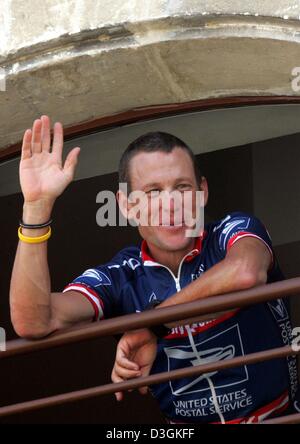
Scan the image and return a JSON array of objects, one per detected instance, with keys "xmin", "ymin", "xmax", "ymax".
[{"xmin": 147, "ymin": 239, "xmax": 195, "ymax": 276}]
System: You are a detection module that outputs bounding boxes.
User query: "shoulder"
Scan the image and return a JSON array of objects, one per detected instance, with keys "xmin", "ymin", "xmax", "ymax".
[
  {"xmin": 208, "ymin": 211, "xmax": 257, "ymax": 230},
  {"xmin": 205, "ymin": 211, "xmax": 272, "ymax": 254},
  {"xmin": 71, "ymin": 244, "xmax": 143, "ymax": 294},
  {"xmin": 99, "ymin": 244, "xmax": 143, "ymax": 273},
  {"xmin": 207, "ymin": 211, "xmax": 267, "ymax": 235}
]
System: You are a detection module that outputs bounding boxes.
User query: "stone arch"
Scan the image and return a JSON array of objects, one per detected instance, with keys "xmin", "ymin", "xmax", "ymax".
[{"xmin": 1, "ymin": 1, "xmax": 300, "ymax": 151}]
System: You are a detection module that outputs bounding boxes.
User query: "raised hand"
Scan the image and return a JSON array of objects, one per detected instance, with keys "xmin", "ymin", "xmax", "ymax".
[{"xmin": 20, "ymin": 115, "xmax": 80, "ymax": 206}]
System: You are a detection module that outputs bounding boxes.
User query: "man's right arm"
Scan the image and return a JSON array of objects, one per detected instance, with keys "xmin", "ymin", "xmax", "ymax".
[{"xmin": 10, "ymin": 115, "xmax": 94, "ymax": 339}]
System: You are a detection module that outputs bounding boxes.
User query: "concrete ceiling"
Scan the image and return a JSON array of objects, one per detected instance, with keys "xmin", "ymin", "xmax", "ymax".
[{"xmin": 1, "ymin": 1, "xmax": 300, "ymax": 151}]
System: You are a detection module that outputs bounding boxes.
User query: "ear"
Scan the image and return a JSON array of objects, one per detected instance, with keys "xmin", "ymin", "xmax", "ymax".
[{"xmin": 200, "ymin": 176, "xmax": 209, "ymax": 206}]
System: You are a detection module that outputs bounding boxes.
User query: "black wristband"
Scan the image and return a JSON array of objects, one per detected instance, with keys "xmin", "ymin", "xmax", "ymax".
[
  {"xmin": 145, "ymin": 300, "xmax": 172, "ymax": 339},
  {"xmin": 19, "ymin": 219, "xmax": 53, "ymax": 229}
]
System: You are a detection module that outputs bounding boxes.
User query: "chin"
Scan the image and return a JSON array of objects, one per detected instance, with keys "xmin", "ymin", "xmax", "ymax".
[{"xmin": 155, "ymin": 226, "xmax": 192, "ymax": 251}]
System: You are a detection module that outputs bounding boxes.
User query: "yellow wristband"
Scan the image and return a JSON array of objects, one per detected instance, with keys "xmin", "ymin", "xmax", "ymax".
[{"xmin": 18, "ymin": 226, "xmax": 51, "ymax": 244}]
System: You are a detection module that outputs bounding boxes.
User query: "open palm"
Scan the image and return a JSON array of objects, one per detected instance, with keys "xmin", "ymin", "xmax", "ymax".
[{"xmin": 20, "ymin": 116, "xmax": 80, "ymax": 204}]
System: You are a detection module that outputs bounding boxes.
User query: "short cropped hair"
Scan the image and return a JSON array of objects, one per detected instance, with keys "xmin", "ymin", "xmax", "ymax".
[{"xmin": 118, "ymin": 131, "xmax": 202, "ymax": 192}]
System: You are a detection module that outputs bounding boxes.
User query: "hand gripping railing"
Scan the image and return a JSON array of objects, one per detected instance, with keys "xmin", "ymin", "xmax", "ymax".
[{"xmin": 1, "ymin": 277, "xmax": 300, "ymax": 423}]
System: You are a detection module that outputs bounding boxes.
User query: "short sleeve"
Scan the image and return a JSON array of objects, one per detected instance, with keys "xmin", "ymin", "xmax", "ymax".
[
  {"xmin": 215, "ymin": 211, "xmax": 274, "ymax": 271},
  {"xmin": 63, "ymin": 265, "xmax": 120, "ymax": 322}
]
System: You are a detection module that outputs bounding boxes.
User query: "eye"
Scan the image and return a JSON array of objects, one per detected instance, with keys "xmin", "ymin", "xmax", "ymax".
[
  {"xmin": 177, "ymin": 183, "xmax": 192, "ymax": 191},
  {"xmin": 145, "ymin": 189, "xmax": 160, "ymax": 195}
]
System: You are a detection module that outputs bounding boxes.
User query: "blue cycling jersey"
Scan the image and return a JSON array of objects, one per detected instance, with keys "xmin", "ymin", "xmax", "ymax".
[{"xmin": 64, "ymin": 211, "xmax": 299, "ymax": 423}]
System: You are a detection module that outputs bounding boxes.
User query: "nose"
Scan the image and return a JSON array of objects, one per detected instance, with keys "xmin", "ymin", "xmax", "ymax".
[{"xmin": 159, "ymin": 190, "xmax": 183, "ymax": 225}]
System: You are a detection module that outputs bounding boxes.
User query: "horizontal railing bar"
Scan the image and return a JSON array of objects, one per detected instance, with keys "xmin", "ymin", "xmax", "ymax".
[
  {"xmin": 2, "ymin": 277, "xmax": 300, "ymax": 359},
  {"xmin": 0, "ymin": 345, "xmax": 298, "ymax": 418},
  {"xmin": 262, "ymin": 412, "xmax": 300, "ymax": 424}
]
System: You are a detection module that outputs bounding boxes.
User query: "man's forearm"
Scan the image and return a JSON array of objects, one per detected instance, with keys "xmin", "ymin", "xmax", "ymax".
[
  {"xmin": 10, "ymin": 201, "xmax": 54, "ymax": 338},
  {"xmin": 160, "ymin": 256, "xmax": 259, "ymax": 310}
]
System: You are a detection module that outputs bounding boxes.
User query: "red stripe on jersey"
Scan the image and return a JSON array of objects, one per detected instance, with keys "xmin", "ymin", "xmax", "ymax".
[
  {"xmin": 64, "ymin": 283, "xmax": 105, "ymax": 314},
  {"xmin": 164, "ymin": 309, "xmax": 240, "ymax": 339}
]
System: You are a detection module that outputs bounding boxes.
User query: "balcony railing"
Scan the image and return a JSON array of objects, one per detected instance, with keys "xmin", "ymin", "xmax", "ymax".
[{"xmin": 1, "ymin": 277, "xmax": 300, "ymax": 423}]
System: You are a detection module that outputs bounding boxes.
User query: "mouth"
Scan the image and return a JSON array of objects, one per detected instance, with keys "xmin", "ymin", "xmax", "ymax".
[
  {"xmin": 157, "ymin": 223, "xmax": 186, "ymax": 231},
  {"xmin": 159, "ymin": 222, "xmax": 183, "ymax": 227},
  {"xmin": 157, "ymin": 215, "xmax": 185, "ymax": 227},
  {"xmin": 158, "ymin": 218, "xmax": 184, "ymax": 226}
]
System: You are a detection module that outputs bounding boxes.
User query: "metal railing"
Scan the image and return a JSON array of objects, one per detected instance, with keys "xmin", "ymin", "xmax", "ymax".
[{"xmin": 1, "ymin": 277, "xmax": 300, "ymax": 423}]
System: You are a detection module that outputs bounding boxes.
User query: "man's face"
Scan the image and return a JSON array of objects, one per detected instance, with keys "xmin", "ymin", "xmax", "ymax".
[{"xmin": 121, "ymin": 147, "xmax": 208, "ymax": 253}]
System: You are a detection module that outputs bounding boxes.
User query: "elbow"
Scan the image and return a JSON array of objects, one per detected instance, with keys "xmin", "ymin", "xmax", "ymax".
[
  {"xmin": 13, "ymin": 324, "xmax": 50, "ymax": 340},
  {"xmin": 13, "ymin": 325, "xmax": 51, "ymax": 340},
  {"xmin": 10, "ymin": 302, "xmax": 53, "ymax": 339},
  {"xmin": 11, "ymin": 316, "xmax": 51, "ymax": 340},
  {"xmin": 237, "ymin": 269, "xmax": 267, "ymax": 290}
]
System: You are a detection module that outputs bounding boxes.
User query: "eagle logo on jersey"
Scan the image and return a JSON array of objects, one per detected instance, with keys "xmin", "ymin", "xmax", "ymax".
[{"xmin": 81, "ymin": 269, "xmax": 111, "ymax": 286}]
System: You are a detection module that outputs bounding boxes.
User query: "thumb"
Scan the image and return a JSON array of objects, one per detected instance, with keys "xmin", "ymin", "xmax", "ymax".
[{"xmin": 63, "ymin": 147, "xmax": 80, "ymax": 179}]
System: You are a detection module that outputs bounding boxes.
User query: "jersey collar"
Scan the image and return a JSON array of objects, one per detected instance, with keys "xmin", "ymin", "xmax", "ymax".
[{"xmin": 140, "ymin": 230, "xmax": 207, "ymax": 267}]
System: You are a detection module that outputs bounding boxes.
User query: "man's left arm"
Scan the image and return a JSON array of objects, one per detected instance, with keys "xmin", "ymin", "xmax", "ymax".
[
  {"xmin": 160, "ymin": 235, "xmax": 272, "ymax": 310},
  {"xmin": 111, "ymin": 236, "xmax": 273, "ymax": 398}
]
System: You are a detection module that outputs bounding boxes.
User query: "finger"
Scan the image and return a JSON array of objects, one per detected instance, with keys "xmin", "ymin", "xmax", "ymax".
[
  {"xmin": 52, "ymin": 121, "xmax": 63, "ymax": 161},
  {"xmin": 31, "ymin": 119, "xmax": 42, "ymax": 153},
  {"xmin": 114, "ymin": 363, "xmax": 141, "ymax": 379},
  {"xmin": 138, "ymin": 386, "xmax": 149, "ymax": 395},
  {"xmin": 63, "ymin": 147, "xmax": 80, "ymax": 180},
  {"xmin": 137, "ymin": 366, "xmax": 151, "ymax": 395},
  {"xmin": 41, "ymin": 115, "xmax": 51, "ymax": 152},
  {"xmin": 117, "ymin": 354, "xmax": 140, "ymax": 371},
  {"xmin": 21, "ymin": 129, "xmax": 32, "ymax": 160},
  {"xmin": 115, "ymin": 391, "xmax": 123, "ymax": 401},
  {"xmin": 115, "ymin": 341, "xmax": 140, "ymax": 371},
  {"xmin": 111, "ymin": 371, "xmax": 124, "ymax": 401}
]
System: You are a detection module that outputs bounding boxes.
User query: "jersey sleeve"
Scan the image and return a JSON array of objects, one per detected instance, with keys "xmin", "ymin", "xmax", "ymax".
[
  {"xmin": 214, "ymin": 211, "xmax": 274, "ymax": 271},
  {"xmin": 63, "ymin": 265, "xmax": 121, "ymax": 322}
]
